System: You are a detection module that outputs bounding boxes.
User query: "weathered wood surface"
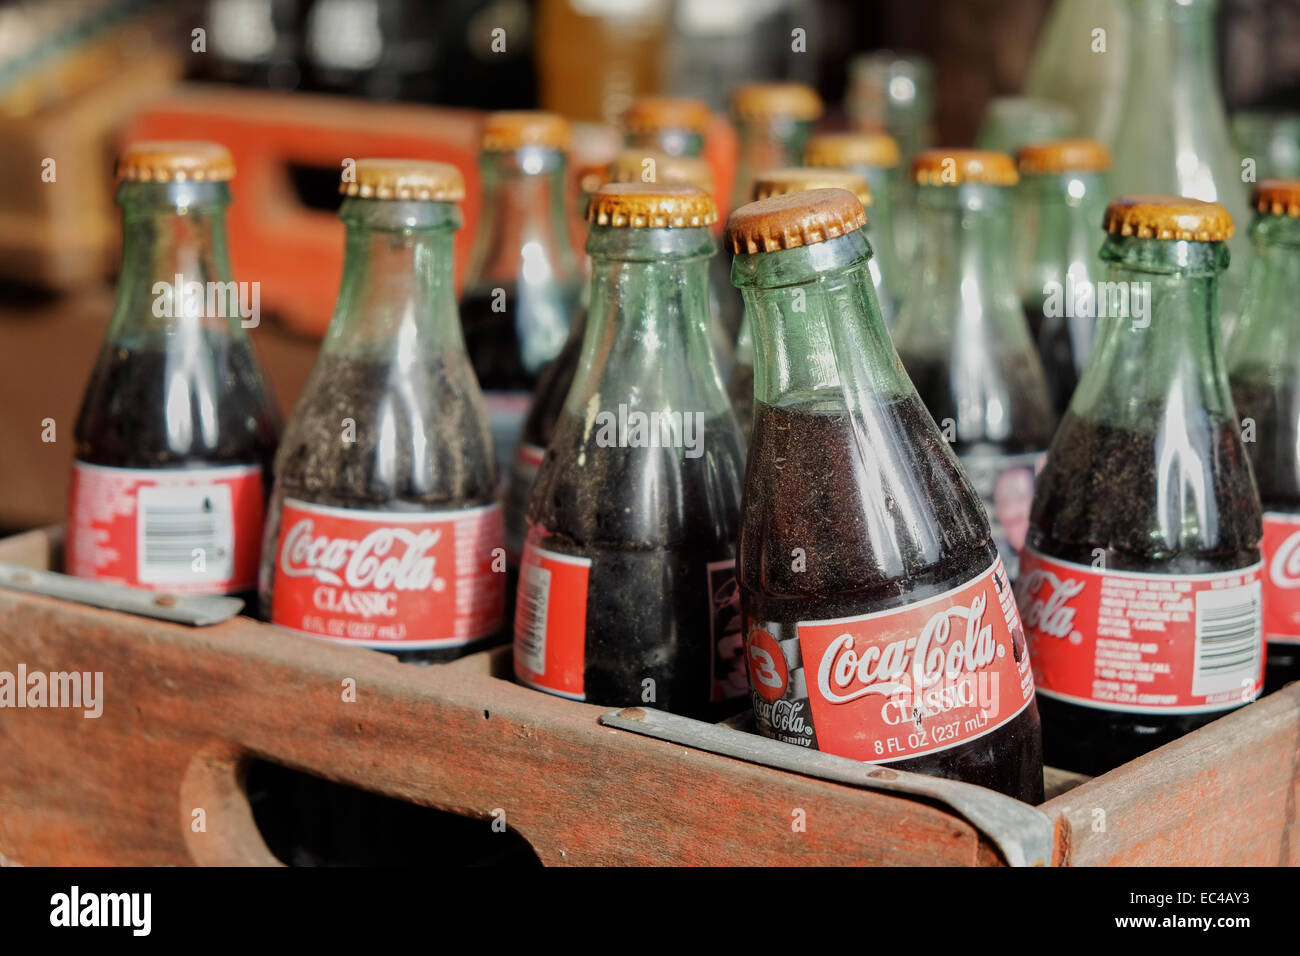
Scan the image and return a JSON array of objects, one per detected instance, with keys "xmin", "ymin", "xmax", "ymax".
[
  {"xmin": 1041, "ymin": 685, "xmax": 1300, "ymax": 866},
  {"xmin": 0, "ymin": 531, "xmax": 1003, "ymax": 867}
]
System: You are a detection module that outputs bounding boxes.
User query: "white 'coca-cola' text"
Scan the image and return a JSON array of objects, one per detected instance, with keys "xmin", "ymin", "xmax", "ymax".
[
  {"xmin": 1017, "ymin": 568, "xmax": 1085, "ymax": 639},
  {"xmin": 278, "ymin": 519, "xmax": 445, "ymax": 592}
]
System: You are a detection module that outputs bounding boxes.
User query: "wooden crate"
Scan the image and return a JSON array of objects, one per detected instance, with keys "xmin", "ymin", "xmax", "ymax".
[{"xmin": 0, "ymin": 525, "xmax": 1295, "ymax": 866}]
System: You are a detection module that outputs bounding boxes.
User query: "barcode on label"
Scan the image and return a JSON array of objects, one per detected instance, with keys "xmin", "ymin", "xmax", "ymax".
[
  {"xmin": 136, "ymin": 484, "xmax": 235, "ymax": 585},
  {"xmin": 515, "ymin": 561, "xmax": 551, "ymax": 675},
  {"xmin": 1192, "ymin": 582, "xmax": 1262, "ymax": 697}
]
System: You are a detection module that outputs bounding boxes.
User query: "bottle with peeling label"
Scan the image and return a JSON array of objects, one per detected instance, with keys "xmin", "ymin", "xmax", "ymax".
[
  {"xmin": 731, "ymin": 188, "xmax": 1042, "ymax": 801},
  {"xmin": 460, "ymin": 111, "xmax": 582, "ymax": 477},
  {"xmin": 504, "ymin": 149, "xmax": 725, "ymax": 566},
  {"xmin": 1228, "ymin": 180, "xmax": 1300, "ymax": 693},
  {"xmin": 729, "ymin": 82, "xmax": 823, "ymax": 212},
  {"xmin": 729, "ymin": 167, "xmax": 875, "ymax": 443},
  {"xmin": 514, "ymin": 183, "xmax": 746, "ymax": 720},
  {"xmin": 1020, "ymin": 196, "xmax": 1263, "ymax": 775},
  {"xmin": 892, "ymin": 150, "xmax": 1055, "ymax": 582},
  {"xmin": 803, "ymin": 131, "xmax": 906, "ymax": 326},
  {"xmin": 260, "ymin": 159, "xmax": 504, "ymax": 663},
  {"xmin": 67, "ymin": 142, "xmax": 279, "ymax": 604},
  {"xmin": 1015, "ymin": 139, "xmax": 1112, "ymax": 418}
]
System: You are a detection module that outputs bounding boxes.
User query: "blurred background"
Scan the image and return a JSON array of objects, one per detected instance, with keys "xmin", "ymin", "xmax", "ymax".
[{"xmin": 1, "ymin": 0, "xmax": 1298, "ymax": 532}]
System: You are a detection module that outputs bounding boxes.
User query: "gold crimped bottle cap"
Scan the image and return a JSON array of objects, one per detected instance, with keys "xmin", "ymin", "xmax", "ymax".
[
  {"xmin": 1253, "ymin": 180, "xmax": 1300, "ymax": 218},
  {"xmin": 912, "ymin": 148, "xmax": 1018, "ymax": 186},
  {"xmin": 726, "ymin": 187, "xmax": 866, "ymax": 254},
  {"xmin": 753, "ymin": 167, "xmax": 872, "ymax": 208},
  {"xmin": 1017, "ymin": 139, "xmax": 1111, "ymax": 175},
  {"xmin": 588, "ymin": 182, "xmax": 717, "ymax": 228},
  {"xmin": 117, "ymin": 141, "xmax": 235, "ymax": 183},
  {"xmin": 622, "ymin": 96, "xmax": 713, "ymax": 136},
  {"xmin": 1103, "ymin": 195, "xmax": 1234, "ymax": 241},
  {"xmin": 730, "ymin": 82, "xmax": 823, "ymax": 122},
  {"xmin": 340, "ymin": 159, "xmax": 466, "ymax": 201},
  {"xmin": 607, "ymin": 149, "xmax": 715, "ymax": 195},
  {"xmin": 804, "ymin": 131, "xmax": 901, "ymax": 170},
  {"xmin": 481, "ymin": 110, "xmax": 570, "ymax": 151}
]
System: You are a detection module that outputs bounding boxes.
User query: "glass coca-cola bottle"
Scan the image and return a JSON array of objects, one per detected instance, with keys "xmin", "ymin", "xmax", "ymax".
[
  {"xmin": 68, "ymin": 142, "xmax": 279, "ymax": 604},
  {"xmin": 804, "ymin": 131, "xmax": 906, "ymax": 325},
  {"xmin": 1019, "ymin": 196, "xmax": 1263, "ymax": 775},
  {"xmin": 730, "ymin": 188, "xmax": 1043, "ymax": 801},
  {"xmin": 504, "ymin": 149, "xmax": 722, "ymax": 565},
  {"xmin": 461, "ymin": 111, "xmax": 581, "ymax": 474},
  {"xmin": 261, "ymin": 160, "xmax": 504, "ymax": 663},
  {"xmin": 622, "ymin": 95, "xmax": 712, "ymax": 158},
  {"xmin": 514, "ymin": 183, "xmax": 746, "ymax": 720},
  {"xmin": 1016, "ymin": 139, "xmax": 1112, "ymax": 417},
  {"xmin": 729, "ymin": 82, "xmax": 823, "ymax": 211},
  {"xmin": 1228, "ymin": 180, "xmax": 1300, "ymax": 692},
  {"xmin": 729, "ymin": 166, "xmax": 874, "ymax": 442},
  {"xmin": 893, "ymin": 150, "xmax": 1055, "ymax": 581}
]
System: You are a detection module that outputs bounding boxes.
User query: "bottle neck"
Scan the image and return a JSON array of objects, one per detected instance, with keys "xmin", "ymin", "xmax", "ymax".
[
  {"xmin": 732, "ymin": 230, "xmax": 905, "ymax": 407},
  {"xmin": 110, "ymin": 181, "xmax": 248, "ymax": 345},
  {"xmin": 465, "ymin": 147, "xmax": 578, "ymax": 291},
  {"xmin": 1228, "ymin": 215, "xmax": 1300, "ymax": 370},
  {"xmin": 567, "ymin": 225, "xmax": 727, "ymax": 416},
  {"xmin": 1020, "ymin": 170, "xmax": 1110, "ymax": 310},
  {"xmin": 324, "ymin": 198, "xmax": 464, "ymax": 356},
  {"xmin": 732, "ymin": 116, "xmax": 814, "ymax": 208},
  {"xmin": 625, "ymin": 128, "xmax": 705, "ymax": 158},
  {"xmin": 1072, "ymin": 235, "xmax": 1232, "ymax": 423},
  {"xmin": 896, "ymin": 183, "xmax": 1028, "ymax": 346},
  {"xmin": 1125, "ymin": 0, "xmax": 1222, "ymax": 112}
]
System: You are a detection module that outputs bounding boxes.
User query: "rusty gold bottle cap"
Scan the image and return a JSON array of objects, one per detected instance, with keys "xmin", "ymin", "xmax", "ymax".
[
  {"xmin": 588, "ymin": 182, "xmax": 717, "ymax": 228},
  {"xmin": 622, "ymin": 96, "xmax": 713, "ymax": 136},
  {"xmin": 481, "ymin": 111, "xmax": 570, "ymax": 152},
  {"xmin": 730, "ymin": 82, "xmax": 823, "ymax": 122},
  {"xmin": 340, "ymin": 159, "xmax": 466, "ymax": 201},
  {"xmin": 726, "ymin": 187, "xmax": 866, "ymax": 254},
  {"xmin": 117, "ymin": 141, "xmax": 235, "ymax": 183},
  {"xmin": 753, "ymin": 167, "xmax": 872, "ymax": 208},
  {"xmin": 1103, "ymin": 195, "xmax": 1235, "ymax": 241},
  {"xmin": 1253, "ymin": 180, "xmax": 1300, "ymax": 218},
  {"xmin": 804, "ymin": 131, "xmax": 901, "ymax": 170},
  {"xmin": 1017, "ymin": 139, "xmax": 1111, "ymax": 175},
  {"xmin": 607, "ymin": 149, "xmax": 715, "ymax": 195},
  {"xmin": 912, "ymin": 148, "xmax": 1019, "ymax": 186}
]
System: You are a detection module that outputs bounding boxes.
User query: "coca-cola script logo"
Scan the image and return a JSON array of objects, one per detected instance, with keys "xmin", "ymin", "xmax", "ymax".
[
  {"xmin": 747, "ymin": 628, "xmax": 788, "ymax": 702},
  {"xmin": 278, "ymin": 519, "xmax": 446, "ymax": 593},
  {"xmin": 1016, "ymin": 569, "xmax": 1085, "ymax": 642},
  {"xmin": 1270, "ymin": 531, "xmax": 1300, "ymax": 590},
  {"xmin": 815, "ymin": 595, "xmax": 1004, "ymax": 704}
]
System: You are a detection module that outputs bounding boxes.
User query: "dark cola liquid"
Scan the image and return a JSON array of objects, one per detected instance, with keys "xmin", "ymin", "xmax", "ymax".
[
  {"xmin": 1024, "ymin": 304, "xmax": 1083, "ymax": 418},
  {"xmin": 740, "ymin": 394, "xmax": 1045, "ymax": 802},
  {"xmin": 75, "ymin": 336, "xmax": 280, "ymax": 603},
  {"xmin": 727, "ymin": 359, "xmax": 754, "ymax": 441},
  {"xmin": 1028, "ymin": 411, "xmax": 1262, "ymax": 774},
  {"xmin": 262, "ymin": 352, "xmax": 498, "ymax": 663},
  {"xmin": 905, "ymin": 355, "xmax": 1055, "ymax": 455},
  {"xmin": 526, "ymin": 410, "xmax": 746, "ymax": 720},
  {"xmin": 460, "ymin": 282, "xmax": 573, "ymax": 392},
  {"xmin": 1231, "ymin": 372, "xmax": 1300, "ymax": 691}
]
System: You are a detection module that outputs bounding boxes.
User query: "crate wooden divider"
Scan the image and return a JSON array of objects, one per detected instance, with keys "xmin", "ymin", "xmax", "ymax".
[{"xmin": 0, "ymin": 526, "xmax": 1295, "ymax": 866}]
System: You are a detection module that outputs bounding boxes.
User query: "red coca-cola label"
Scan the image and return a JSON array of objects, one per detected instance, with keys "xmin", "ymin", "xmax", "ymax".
[
  {"xmin": 513, "ymin": 543, "xmax": 591, "ymax": 699},
  {"xmin": 516, "ymin": 443, "xmax": 545, "ymax": 472},
  {"xmin": 1262, "ymin": 511, "xmax": 1300, "ymax": 645},
  {"xmin": 747, "ymin": 559, "xmax": 1036, "ymax": 763},
  {"xmin": 270, "ymin": 499, "xmax": 504, "ymax": 648},
  {"xmin": 67, "ymin": 461, "xmax": 263, "ymax": 593},
  {"xmin": 1017, "ymin": 548, "xmax": 1264, "ymax": 713}
]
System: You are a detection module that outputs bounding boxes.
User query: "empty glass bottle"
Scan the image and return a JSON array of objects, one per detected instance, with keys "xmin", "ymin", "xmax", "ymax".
[
  {"xmin": 1228, "ymin": 180, "xmax": 1300, "ymax": 693},
  {"xmin": 68, "ymin": 142, "xmax": 279, "ymax": 603},
  {"xmin": 1016, "ymin": 139, "xmax": 1113, "ymax": 417},
  {"xmin": 730, "ymin": 187, "xmax": 1043, "ymax": 801},
  {"xmin": 461, "ymin": 111, "xmax": 582, "ymax": 474},
  {"xmin": 1020, "ymin": 196, "xmax": 1263, "ymax": 775},
  {"xmin": 622, "ymin": 95, "xmax": 712, "ymax": 158},
  {"xmin": 893, "ymin": 150, "xmax": 1055, "ymax": 581},
  {"xmin": 728, "ymin": 81, "xmax": 823, "ymax": 211},
  {"xmin": 261, "ymin": 160, "xmax": 504, "ymax": 662},
  {"xmin": 514, "ymin": 183, "xmax": 746, "ymax": 719}
]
